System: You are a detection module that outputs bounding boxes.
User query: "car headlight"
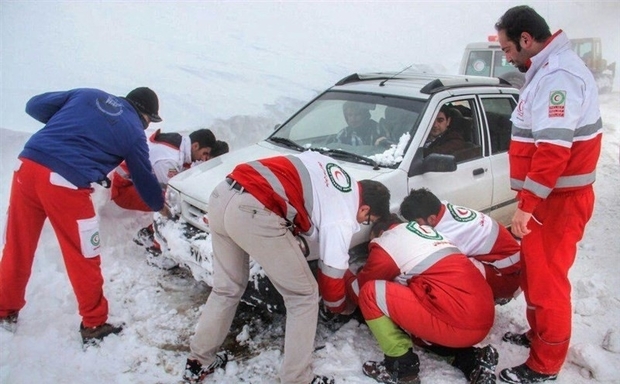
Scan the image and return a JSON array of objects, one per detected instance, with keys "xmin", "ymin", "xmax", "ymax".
[{"xmin": 165, "ymin": 186, "xmax": 182, "ymax": 218}]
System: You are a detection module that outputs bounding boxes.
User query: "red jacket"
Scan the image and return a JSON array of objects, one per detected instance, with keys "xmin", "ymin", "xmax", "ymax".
[
  {"xmin": 509, "ymin": 31, "xmax": 602, "ymax": 213},
  {"xmin": 348, "ymin": 222, "xmax": 495, "ymax": 330}
]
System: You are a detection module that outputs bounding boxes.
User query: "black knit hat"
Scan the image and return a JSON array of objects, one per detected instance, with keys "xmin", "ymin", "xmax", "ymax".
[{"xmin": 126, "ymin": 87, "xmax": 162, "ymax": 122}]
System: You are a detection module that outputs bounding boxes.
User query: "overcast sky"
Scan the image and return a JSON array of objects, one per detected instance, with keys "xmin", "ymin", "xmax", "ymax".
[{"xmin": 1, "ymin": 1, "xmax": 619, "ymax": 133}]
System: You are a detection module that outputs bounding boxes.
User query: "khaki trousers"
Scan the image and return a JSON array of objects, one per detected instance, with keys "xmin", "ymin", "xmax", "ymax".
[{"xmin": 190, "ymin": 180, "xmax": 319, "ymax": 384}]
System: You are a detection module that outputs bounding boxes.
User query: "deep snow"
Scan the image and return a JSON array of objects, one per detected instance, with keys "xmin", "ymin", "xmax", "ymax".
[{"xmin": 1, "ymin": 2, "xmax": 620, "ymax": 384}]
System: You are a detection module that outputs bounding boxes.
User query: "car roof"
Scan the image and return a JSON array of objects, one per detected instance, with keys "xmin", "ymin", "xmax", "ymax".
[
  {"xmin": 465, "ymin": 42, "xmax": 502, "ymax": 50},
  {"xmin": 331, "ymin": 71, "xmax": 514, "ymax": 98}
]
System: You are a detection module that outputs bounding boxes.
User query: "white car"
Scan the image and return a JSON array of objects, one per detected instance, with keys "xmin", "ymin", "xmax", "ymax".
[{"xmin": 155, "ymin": 71, "xmax": 519, "ymax": 311}]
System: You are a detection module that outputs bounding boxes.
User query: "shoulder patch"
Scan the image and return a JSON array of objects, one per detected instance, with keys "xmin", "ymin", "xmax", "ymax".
[{"xmin": 548, "ymin": 90, "xmax": 566, "ymax": 118}]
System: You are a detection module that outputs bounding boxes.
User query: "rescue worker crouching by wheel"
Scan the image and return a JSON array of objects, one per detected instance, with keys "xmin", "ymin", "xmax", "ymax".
[
  {"xmin": 109, "ymin": 128, "xmax": 228, "ymax": 266},
  {"xmin": 347, "ymin": 214, "xmax": 499, "ymax": 384},
  {"xmin": 400, "ymin": 188, "xmax": 522, "ymax": 305}
]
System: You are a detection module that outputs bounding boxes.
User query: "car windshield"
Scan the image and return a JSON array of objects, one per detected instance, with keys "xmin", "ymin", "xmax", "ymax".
[{"xmin": 269, "ymin": 91, "xmax": 425, "ymax": 167}]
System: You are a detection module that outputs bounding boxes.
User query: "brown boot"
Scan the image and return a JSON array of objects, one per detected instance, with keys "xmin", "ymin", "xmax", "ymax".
[{"xmin": 80, "ymin": 322, "xmax": 123, "ymax": 346}]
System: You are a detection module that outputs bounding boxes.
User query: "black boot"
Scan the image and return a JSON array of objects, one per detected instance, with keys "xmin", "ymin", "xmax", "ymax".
[
  {"xmin": 502, "ymin": 332, "xmax": 531, "ymax": 348},
  {"xmin": 183, "ymin": 352, "xmax": 229, "ymax": 383},
  {"xmin": 468, "ymin": 345, "xmax": 499, "ymax": 384},
  {"xmin": 362, "ymin": 348, "xmax": 420, "ymax": 384},
  {"xmin": 427, "ymin": 344, "xmax": 498, "ymax": 384},
  {"xmin": 499, "ymin": 364, "xmax": 557, "ymax": 383}
]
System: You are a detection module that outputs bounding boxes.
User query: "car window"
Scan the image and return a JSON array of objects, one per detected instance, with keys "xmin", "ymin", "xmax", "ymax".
[
  {"xmin": 480, "ymin": 96, "xmax": 516, "ymax": 154},
  {"xmin": 422, "ymin": 99, "xmax": 482, "ymax": 163},
  {"xmin": 272, "ymin": 91, "xmax": 425, "ymax": 167}
]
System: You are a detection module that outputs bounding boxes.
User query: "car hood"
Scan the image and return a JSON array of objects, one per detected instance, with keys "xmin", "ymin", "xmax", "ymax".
[{"xmin": 167, "ymin": 141, "xmax": 389, "ymax": 211}]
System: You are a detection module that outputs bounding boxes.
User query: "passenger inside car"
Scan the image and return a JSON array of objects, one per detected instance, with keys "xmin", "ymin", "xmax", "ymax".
[{"xmin": 423, "ymin": 105, "xmax": 472, "ymax": 158}]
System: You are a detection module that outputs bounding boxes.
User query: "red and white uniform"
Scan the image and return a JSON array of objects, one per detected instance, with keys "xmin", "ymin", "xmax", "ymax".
[
  {"xmin": 111, "ymin": 129, "xmax": 191, "ymax": 211},
  {"xmin": 230, "ymin": 150, "xmax": 361, "ymax": 313},
  {"xmin": 509, "ymin": 31, "xmax": 602, "ymax": 374},
  {"xmin": 191, "ymin": 151, "xmax": 362, "ymax": 382},
  {"xmin": 349, "ymin": 222, "xmax": 494, "ymax": 348},
  {"xmin": 434, "ymin": 202, "xmax": 521, "ymax": 299}
]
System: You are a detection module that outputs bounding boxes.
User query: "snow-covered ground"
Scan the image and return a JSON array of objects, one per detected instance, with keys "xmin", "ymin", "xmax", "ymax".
[{"xmin": 1, "ymin": 2, "xmax": 620, "ymax": 384}]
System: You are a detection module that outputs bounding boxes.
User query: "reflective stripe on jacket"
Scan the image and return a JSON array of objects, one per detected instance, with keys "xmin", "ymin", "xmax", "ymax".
[
  {"xmin": 509, "ymin": 30, "xmax": 602, "ymax": 213},
  {"xmin": 229, "ymin": 151, "xmax": 361, "ymax": 313}
]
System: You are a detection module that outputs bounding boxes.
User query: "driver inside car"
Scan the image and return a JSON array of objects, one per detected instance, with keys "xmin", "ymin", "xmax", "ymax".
[{"xmin": 334, "ymin": 101, "xmax": 386, "ymax": 146}]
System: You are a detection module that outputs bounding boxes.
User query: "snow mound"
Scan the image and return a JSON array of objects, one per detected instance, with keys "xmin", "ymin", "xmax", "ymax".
[{"xmin": 568, "ymin": 342, "xmax": 620, "ymax": 381}]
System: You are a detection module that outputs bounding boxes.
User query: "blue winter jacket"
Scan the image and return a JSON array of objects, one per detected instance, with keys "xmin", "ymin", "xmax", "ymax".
[{"xmin": 21, "ymin": 88, "xmax": 164, "ymax": 211}]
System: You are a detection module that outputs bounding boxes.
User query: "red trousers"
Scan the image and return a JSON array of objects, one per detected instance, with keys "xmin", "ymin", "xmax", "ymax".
[
  {"xmin": 0, "ymin": 158, "xmax": 108, "ymax": 327},
  {"xmin": 521, "ymin": 187, "xmax": 594, "ymax": 374},
  {"xmin": 110, "ymin": 172, "xmax": 151, "ymax": 212},
  {"xmin": 483, "ymin": 264, "xmax": 521, "ymax": 300},
  {"xmin": 474, "ymin": 225, "xmax": 522, "ymax": 300},
  {"xmin": 359, "ymin": 280, "xmax": 491, "ymax": 348}
]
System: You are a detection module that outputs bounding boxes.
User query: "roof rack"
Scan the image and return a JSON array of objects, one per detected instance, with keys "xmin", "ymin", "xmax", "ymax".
[
  {"xmin": 419, "ymin": 77, "xmax": 511, "ymax": 94},
  {"xmin": 335, "ymin": 71, "xmax": 512, "ymax": 93},
  {"xmin": 335, "ymin": 71, "xmax": 443, "ymax": 86}
]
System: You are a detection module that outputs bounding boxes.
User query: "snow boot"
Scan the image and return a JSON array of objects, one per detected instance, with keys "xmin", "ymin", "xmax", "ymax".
[
  {"xmin": 133, "ymin": 225, "xmax": 155, "ymax": 247},
  {"xmin": 0, "ymin": 311, "xmax": 18, "ymax": 332},
  {"xmin": 311, "ymin": 375, "xmax": 335, "ymax": 384},
  {"xmin": 183, "ymin": 352, "xmax": 228, "ymax": 383},
  {"xmin": 499, "ymin": 364, "xmax": 557, "ymax": 383},
  {"xmin": 495, "ymin": 297, "xmax": 513, "ymax": 306},
  {"xmin": 468, "ymin": 345, "xmax": 499, "ymax": 384},
  {"xmin": 502, "ymin": 332, "xmax": 531, "ymax": 348},
  {"xmin": 362, "ymin": 348, "xmax": 420, "ymax": 384},
  {"xmin": 80, "ymin": 322, "xmax": 123, "ymax": 346}
]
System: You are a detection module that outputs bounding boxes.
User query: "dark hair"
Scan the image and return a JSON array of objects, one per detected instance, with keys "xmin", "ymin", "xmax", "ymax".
[
  {"xmin": 359, "ymin": 179, "xmax": 391, "ymax": 219},
  {"xmin": 494, "ymin": 5, "xmax": 551, "ymax": 49},
  {"xmin": 439, "ymin": 105, "xmax": 453, "ymax": 120},
  {"xmin": 370, "ymin": 213, "xmax": 404, "ymax": 239},
  {"xmin": 189, "ymin": 129, "xmax": 216, "ymax": 149},
  {"xmin": 400, "ymin": 188, "xmax": 442, "ymax": 221},
  {"xmin": 211, "ymin": 140, "xmax": 229, "ymax": 158}
]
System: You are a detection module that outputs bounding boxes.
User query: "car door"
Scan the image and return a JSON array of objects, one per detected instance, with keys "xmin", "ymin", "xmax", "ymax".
[
  {"xmin": 409, "ymin": 96, "xmax": 493, "ymax": 212},
  {"xmin": 478, "ymin": 94, "xmax": 519, "ymax": 225}
]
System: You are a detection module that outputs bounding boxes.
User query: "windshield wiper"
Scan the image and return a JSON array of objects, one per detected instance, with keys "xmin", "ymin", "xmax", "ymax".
[
  {"xmin": 268, "ymin": 136, "xmax": 307, "ymax": 152},
  {"xmin": 315, "ymin": 148, "xmax": 380, "ymax": 170}
]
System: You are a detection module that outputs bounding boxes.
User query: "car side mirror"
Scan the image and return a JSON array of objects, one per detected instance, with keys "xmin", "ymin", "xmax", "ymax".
[
  {"xmin": 408, "ymin": 148, "xmax": 457, "ymax": 177},
  {"xmin": 424, "ymin": 153, "xmax": 458, "ymax": 173},
  {"xmin": 274, "ymin": 124, "xmax": 281, "ymax": 130}
]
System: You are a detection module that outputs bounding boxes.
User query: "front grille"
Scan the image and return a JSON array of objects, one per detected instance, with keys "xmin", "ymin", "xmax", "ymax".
[{"xmin": 182, "ymin": 201, "xmax": 209, "ymax": 232}]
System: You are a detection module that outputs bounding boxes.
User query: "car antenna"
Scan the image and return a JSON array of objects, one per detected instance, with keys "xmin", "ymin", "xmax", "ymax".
[{"xmin": 380, "ymin": 64, "xmax": 413, "ymax": 86}]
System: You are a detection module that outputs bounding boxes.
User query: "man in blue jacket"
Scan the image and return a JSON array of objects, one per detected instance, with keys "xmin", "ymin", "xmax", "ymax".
[{"xmin": 0, "ymin": 87, "xmax": 165, "ymax": 345}]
